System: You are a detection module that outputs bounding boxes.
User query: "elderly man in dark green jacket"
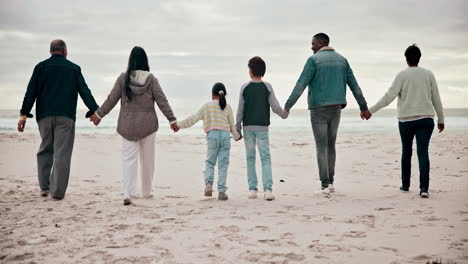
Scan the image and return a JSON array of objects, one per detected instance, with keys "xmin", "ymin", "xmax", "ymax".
[
  {"xmin": 18, "ymin": 39, "xmax": 99, "ymax": 200},
  {"xmin": 285, "ymin": 33, "xmax": 371, "ymax": 194}
]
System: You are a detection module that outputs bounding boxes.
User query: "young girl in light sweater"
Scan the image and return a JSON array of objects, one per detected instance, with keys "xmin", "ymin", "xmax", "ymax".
[{"xmin": 176, "ymin": 83, "xmax": 241, "ymax": 200}]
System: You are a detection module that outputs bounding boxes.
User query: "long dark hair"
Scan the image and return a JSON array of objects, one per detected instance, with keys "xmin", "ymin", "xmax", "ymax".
[
  {"xmin": 124, "ymin": 46, "xmax": 150, "ymax": 102},
  {"xmin": 212, "ymin": 82, "xmax": 227, "ymax": 110}
]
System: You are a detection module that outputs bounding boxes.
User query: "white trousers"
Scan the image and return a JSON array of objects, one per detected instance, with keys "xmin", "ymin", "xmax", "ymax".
[{"xmin": 121, "ymin": 132, "xmax": 156, "ymax": 199}]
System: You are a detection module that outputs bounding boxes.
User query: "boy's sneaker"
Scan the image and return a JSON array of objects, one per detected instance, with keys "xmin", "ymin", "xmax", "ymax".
[
  {"xmin": 218, "ymin": 192, "xmax": 228, "ymax": 201},
  {"xmin": 143, "ymin": 194, "xmax": 154, "ymax": 199},
  {"xmin": 40, "ymin": 190, "xmax": 49, "ymax": 197},
  {"xmin": 248, "ymin": 190, "xmax": 258, "ymax": 199},
  {"xmin": 204, "ymin": 182, "xmax": 213, "ymax": 197},
  {"xmin": 264, "ymin": 190, "xmax": 275, "ymax": 201},
  {"xmin": 420, "ymin": 192, "xmax": 429, "ymax": 198},
  {"xmin": 328, "ymin": 184, "xmax": 335, "ymax": 193},
  {"xmin": 123, "ymin": 198, "xmax": 132, "ymax": 205},
  {"xmin": 321, "ymin": 187, "xmax": 330, "ymax": 195},
  {"xmin": 400, "ymin": 186, "xmax": 409, "ymax": 192}
]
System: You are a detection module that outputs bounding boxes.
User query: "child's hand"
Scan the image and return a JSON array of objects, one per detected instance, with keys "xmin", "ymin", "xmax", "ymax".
[
  {"xmin": 171, "ymin": 123, "xmax": 180, "ymax": 132},
  {"xmin": 236, "ymin": 135, "xmax": 243, "ymax": 141}
]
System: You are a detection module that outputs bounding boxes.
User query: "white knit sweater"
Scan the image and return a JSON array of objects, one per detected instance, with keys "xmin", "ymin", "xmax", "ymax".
[{"xmin": 369, "ymin": 67, "xmax": 444, "ymax": 124}]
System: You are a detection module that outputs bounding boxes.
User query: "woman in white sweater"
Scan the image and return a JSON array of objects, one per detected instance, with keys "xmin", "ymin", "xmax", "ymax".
[{"xmin": 369, "ymin": 44, "xmax": 444, "ymax": 198}]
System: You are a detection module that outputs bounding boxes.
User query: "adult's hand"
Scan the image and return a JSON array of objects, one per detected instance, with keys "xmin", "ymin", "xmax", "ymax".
[
  {"xmin": 236, "ymin": 135, "xmax": 243, "ymax": 141},
  {"xmin": 438, "ymin": 123, "xmax": 445, "ymax": 133},
  {"xmin": 90, "ymin": 112, "xmax": 101, "ymax": 126},
  {"xmin": 170, "ymin": 123, "xmax": 180, "ymax": 132},
  {"xmin": 360, "ymin": 110, "xmax": 372, "ymax": 120},
  {"xmin": 17, "ymin": 119, "xmax": 26, "ymax": 132}
]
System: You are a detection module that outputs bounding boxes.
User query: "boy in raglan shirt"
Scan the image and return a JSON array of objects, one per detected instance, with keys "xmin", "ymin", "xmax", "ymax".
[{"xmin": 236, "ymin": 56, "xmax": 288, "ymax": 201}]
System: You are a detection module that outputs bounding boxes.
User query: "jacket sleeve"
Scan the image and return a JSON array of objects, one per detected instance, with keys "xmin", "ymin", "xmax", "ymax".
[
  {"xmin": 177, "ymin": 105, "xmax": 204, "ymax": 129},
  {"xmin": 346, "ymin": 60, "xmax": 368, "ymax": 111},
  {"xmin": 96, "ymin": 75, "xmax": 123, "ymax": 118},
  {"xmin": 369, "ymin": 73, "xmax": 402, "ymax": 114},
  {"xmin": 430, "ymin": 72, "xmax": 444, "ymax": 124},
  {"xmin": 20, "ymin": 65, "xmax": 40, "ymax": 117},
  {"xmin": 151, "ymin": 77, "xmax": 177, "ymax": 124},
  {"xmin": 227, "ymin": 105, "xmax": 241, "ymax": 140},
  {"xmin": 76, "ymin": 67, "xmax": 99, "ymax": 115},
  {"xmin": 285, "ymin": 57, "xmax": 315, "ymax": 110}
]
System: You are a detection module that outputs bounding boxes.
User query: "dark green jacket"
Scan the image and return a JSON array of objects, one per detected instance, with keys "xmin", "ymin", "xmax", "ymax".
[{"xmin": 20, "ymin": 54, "xmax": 98, "ymax": 121}]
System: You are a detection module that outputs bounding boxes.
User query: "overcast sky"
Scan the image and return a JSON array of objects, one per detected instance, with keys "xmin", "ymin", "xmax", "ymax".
[{"xmin": 1, "ymin": 0, "xmax": 467, "ymax": 113}]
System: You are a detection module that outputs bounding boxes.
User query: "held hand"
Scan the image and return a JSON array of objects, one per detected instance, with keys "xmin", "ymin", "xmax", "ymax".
[
  {"xmin": 89, "ymin": 113, "xmax": 101, "ymax": 126},
  {"xmin": 283, "ymin": 109, "xmax": 289, "ymax": 119},
  {"xmin": 170, "ymin": 123, "xmax": 180, "ymax": 132},
  {"xmin": 438, "ymin": 123, "xmax": 445, "ymax": 133},
  {"xmin": 236, "ymin": 135, "xmax": 243, "ymax": 141},
  {"xmin": 17, "ymin": 119, "xmax": 26, "ymax": 132},
  {"xmin": 360, "ymin": 110, "xmax": 372, "ymax": 120}
]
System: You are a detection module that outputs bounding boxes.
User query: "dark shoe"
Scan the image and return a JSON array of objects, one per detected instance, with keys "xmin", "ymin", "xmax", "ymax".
[
  {"xmin": 123, "ymin": 198, "xmax": 132, "ymax": 205},
  {"xmin": 400, "ymin": 186, "xmax": 409, "ymax": 192},
  {"xmin": 40, "ymin": 190, "xmax": 49, "ymax": 197},
  {"xmin": 205, "ymin": 182, "xmax": 213, "ymax": 197},
  {"xmin": 52, "ymin": 196, "xmax": 63, "ymax": 201},
  {"xmin": 218, "ymin": 192, "xmax": 228, "ymax": 200}
]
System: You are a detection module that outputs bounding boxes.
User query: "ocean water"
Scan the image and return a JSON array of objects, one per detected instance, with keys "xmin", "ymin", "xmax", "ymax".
[{"xmin": 1, "ymin": 108, "xmax": 467, "ymax": 136}]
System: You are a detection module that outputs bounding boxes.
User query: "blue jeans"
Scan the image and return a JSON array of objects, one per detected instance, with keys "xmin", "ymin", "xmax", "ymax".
[
  {"xmin": 205, "ymin": 130, "xmax": 231, "ymax": 193},
  {"xmin": 243, "ymin": 130, "xmax": 273, "ymax": 191}
]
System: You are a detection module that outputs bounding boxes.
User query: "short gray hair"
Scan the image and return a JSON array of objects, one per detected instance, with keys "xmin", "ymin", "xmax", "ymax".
[{"xmin": 50, "ymin": 39, "xmax": 67, "ymax": 52}]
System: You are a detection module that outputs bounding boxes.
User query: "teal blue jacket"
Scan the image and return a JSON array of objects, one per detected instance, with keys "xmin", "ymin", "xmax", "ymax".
[{"xmin": 285, "ymin": 48, "xmax": 368, "ymax": 111}]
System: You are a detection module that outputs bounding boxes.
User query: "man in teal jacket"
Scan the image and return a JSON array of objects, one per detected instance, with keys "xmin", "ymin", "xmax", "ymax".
[{"xmin": 285, "ymin": 33, "xmax": 371, "ymax": 194}]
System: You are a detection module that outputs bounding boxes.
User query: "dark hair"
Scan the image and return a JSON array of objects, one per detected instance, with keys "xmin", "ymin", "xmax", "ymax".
[
  {"xmin": 125, "ymin": 46, "xmax": 150, "ymax": 102},
  {"xmin": 248, "ymin": 56, "xmax": 266, "ymax": 77},
  {"xmin": 405, "ymin": 44, "xmax": 421, "ymax": 66},
  {"xmin": 313, "ymin": 33, "xmax": 330, "ymax": 46},
  {"xmin": 50, "ymin": 39, "xmax": 66, "ymax": 52},
  {"xmin": 212, "ymin": 82, "xmax": 227, "ymax": 110}
]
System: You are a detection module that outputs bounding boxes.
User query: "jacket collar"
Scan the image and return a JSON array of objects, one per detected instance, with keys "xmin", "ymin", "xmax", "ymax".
[
  {"xmin": 51, "ymin": 54, "xmax": 65, "ymax": 58},
  {"xmin": 317, "ymin": 46, "xmax": 335, "ymax": 53}
]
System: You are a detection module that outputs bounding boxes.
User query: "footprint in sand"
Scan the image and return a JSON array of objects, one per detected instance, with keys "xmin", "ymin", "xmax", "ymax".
[
  {"xmin": 4, "ymin": 253, "xmax": 35, "ymax": 261},
  {"xmin": 165, "ymin": 195, "xmax": 188, "ymax": 199},
  {"xmin": 375, "ymin": 207, "xmax": 394, "ymax": 211},
  {"xmin": 149, "ymin": 226, "xmax": 163, "ymax": 233},
  {"xmin": 308, "ymin": 243, "xmax": 348, "ymax": 253},
  {"xmin": 110, "ymin": 224, "xmax": 130, "ymax": 231},
  {"xmin": 219, "ymin": 225, "xmax": 240, "ymax": 233},
  {"xmin": 240, "ymin": 252, "xmax": 306, "ymax": 263},
  {"xmin": 254, "ymin": 226, "xmax": 270, "ymax": 231},
  {"xmin": 343, "ymin": 231, "xmax": 367, "ymax": 238},
  {"xmin": 258, "ymin": 239, "xmax": 281, "ymax": 246}
]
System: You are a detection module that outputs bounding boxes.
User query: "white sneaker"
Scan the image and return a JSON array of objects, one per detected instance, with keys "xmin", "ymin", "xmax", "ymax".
[
  {"xmin": 321, "ymin": 188, "xmax": 330, "ymax": 195},
  {"xmin": 143, "ymin": 194, "xmax": 154, "ymax": 199},
  {"xmin": 328, "ymin": 184, "xmax": 335, "ymax": 193},
  {"xmin": 264, "ymin": 190, "xmax": 275, "ymax": 201},
  {"xmin": 248, "ymin": 190, "xmax": 258, "ymax": 199},
  {"xmin": 420, "ymin": 192, "xmax": 429, "ymax": 198}
]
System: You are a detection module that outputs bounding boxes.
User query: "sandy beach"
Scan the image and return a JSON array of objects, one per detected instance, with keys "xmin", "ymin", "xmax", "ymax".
[{"xmin": 1, "ymin": 132, "xmax": 467, "ymax": 264}]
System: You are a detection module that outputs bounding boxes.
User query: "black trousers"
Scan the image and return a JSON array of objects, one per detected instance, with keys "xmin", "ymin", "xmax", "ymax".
[{"xmin": 398, "ymin": 118, "xmax": 434, "ymax": 193}]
